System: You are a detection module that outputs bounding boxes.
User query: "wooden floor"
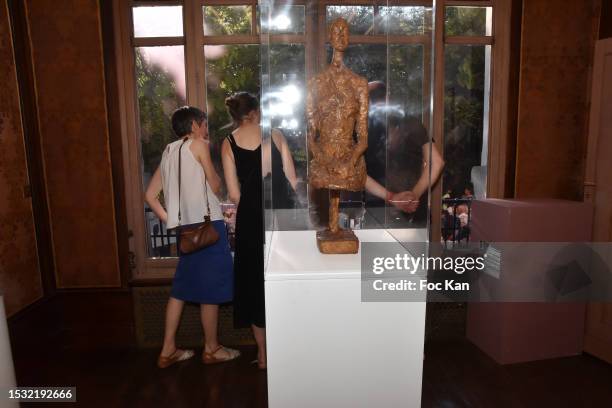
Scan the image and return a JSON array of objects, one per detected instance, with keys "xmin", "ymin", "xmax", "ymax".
[
  {"xmin": 11, "ymin": 339, "xmax": 612, "ymax": 407},
  {"xmin": 9, "ymin": 293, "xmax": 612, "ymax": 407}
]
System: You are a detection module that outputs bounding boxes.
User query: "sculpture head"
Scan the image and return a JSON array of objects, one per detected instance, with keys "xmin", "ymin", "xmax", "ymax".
[{"xmin": 329, "ymin": 18, "xmax": 349, "ymax": 52}]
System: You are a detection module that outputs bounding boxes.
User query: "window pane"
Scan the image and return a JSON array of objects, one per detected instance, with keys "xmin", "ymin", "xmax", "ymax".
[
  {"xmin": 445, "ymin": 6, "xmax": 493, "ymax": 36},
  {"xmin": 379, "ymin": 6, "xmax": 432, "ymax": 36},
  {"xmin": 204, "ymin": 6, "xmax": 252, "ymax": 36},
  {"xmin": 326, "ymin": 6, "xmax": 374, "ymax": 35},
  {"xmin": 325, "ymin": 44, "xmax": 386, "ymax": 82},
  {"xmin": 442, "ymin": 45, "xmax": 491, "ymax": 242},
  {"xmin": 135, "ymin": 46, "xmax": 186, "ymax": 257},
  {"xmin": 132, "ymin": 6, "xmax": 183, "ymax": 38},
  {"xmin": 204, "ymin": 44, "xmax": 260, "ymax": 145},
  {"xmin": 388, "ymin": 45, "xmax": 425, "ymax": 118},
  {"xmin": 265, "ymin": 5, "xmax": 305, "ymax": 34}
]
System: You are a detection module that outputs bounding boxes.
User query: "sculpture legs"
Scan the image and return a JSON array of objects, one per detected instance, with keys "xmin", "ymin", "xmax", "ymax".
[
  {"xmin": 316, "ymin": 189, "xmax": 358, "ymax": 254},
  {"xmin": 329, "ymin": 190, "xmax": 340, "ymax": 233}
]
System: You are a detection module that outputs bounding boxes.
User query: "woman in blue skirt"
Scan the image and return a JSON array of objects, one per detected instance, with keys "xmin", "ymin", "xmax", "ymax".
[{"xmin": 145, "ymin": 106, "xmax": 240, "ymax": 368}]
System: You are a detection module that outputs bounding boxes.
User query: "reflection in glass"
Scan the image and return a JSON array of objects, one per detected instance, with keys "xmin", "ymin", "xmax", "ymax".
[
  {"xmin": 326, "ymin": 6, "xmax": 374, "ymax": 35},
  {"xmin": 259, "ymin": 2, "xmax": 434, "ymax": 233},
  {"xmin": 379, "ymin": 6, "xmax": 431, "ymax": 36},
  {"xmin": 388, "ymin": 45, "xmax": 425, "ymax": 118},
  {"xmin": 132, "ymin": 6, "xmax": 183, "ymax": 38},
  {"xmin": 445, "ymin": 6, "xmax": 493, "ymax": 36},
  {"xmin": 267, "ymin": 44, "xmax": 307, "ymax": 211},
  {"xmin": 322, "ymin": 42, "xmax": 428, "ymax": 229},
  {"xmin": 135, "ymin": 46, "xmax": 186, "ymax": 257},
  {"xmin": 264, "ymin": 5, "xmax": 305, "ymax": 34},
  {"xmin": 325, "ymin": 44, "xmax": 386, "ymax": 82},
  {"xmin": 326, "ymin": 44, "xmax": 424, "ymax": 116},
  {"xmin": 442, "ymin": 45, "xmax": 490, "ymax": 240},
  {"xmin": 204, "ymin": 6, "xmax": 252, "ymax": 36}
]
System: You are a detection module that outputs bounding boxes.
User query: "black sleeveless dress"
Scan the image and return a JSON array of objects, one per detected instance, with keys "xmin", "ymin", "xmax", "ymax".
[
  {"xmin": 227, "ymin": 134, "xmax": 265, "ymax": 328},
  {"xmin": 270, "ymin": 138, "xmax": 296, "ymax": 209}
]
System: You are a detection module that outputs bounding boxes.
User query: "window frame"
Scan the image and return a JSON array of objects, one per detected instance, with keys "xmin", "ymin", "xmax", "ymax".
[
  {"xmin": 112, "ymin": 0, "xmax": 512, "ymax": 280},
  {"xmin": 430, "ymin": 0, "xmax": 510, "ymax": 241}
]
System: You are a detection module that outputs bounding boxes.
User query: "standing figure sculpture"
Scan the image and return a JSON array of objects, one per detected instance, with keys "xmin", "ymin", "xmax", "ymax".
[{"xmin": 307, "ymin": 18, "xmax": 369, "ymax": 254}]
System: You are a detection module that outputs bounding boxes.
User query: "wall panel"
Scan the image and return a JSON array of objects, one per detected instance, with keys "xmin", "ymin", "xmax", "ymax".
[
  {"xmin": 515, "ymin": 0, "xmax": 601, "ymax": 199},
  {"xmin": 0, "ymin": 0, "xmax": 43, "ymax": 315},
  {"xmin": 25, "ymin": 0, "xmax": 120, "ymax": 288}
]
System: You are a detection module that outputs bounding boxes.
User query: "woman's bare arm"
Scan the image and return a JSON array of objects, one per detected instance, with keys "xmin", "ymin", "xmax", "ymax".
[
  {"xmin": 412, "ymin": 142, "xmax": 444, "ymax": 199},
  {"xmin": 365, "ymin": 176, "xmax": 389, "ymax": 200},
  {"xmin": 144, "ymin": 166, "xmax": 168, "ymax": 223},
  {"xmin": 272, "ymin": 129, "xmax": 298, "ymax": 190},
  {"xmin": 221, "ymin": 138, "xmax": 241, "ymax": 204}
]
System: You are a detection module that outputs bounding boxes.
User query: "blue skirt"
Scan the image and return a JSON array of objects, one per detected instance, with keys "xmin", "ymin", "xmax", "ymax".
[{"xmin": 170, "ymin": 220, "xmax": 233, "ymax": 304}]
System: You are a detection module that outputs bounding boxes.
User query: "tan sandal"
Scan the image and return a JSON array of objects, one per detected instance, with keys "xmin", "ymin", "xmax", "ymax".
[
  {"xmin": 157, "ymin": 348, "xmax": 194, "ymax": 368},
  {"xmin": 202, "ymin": 345, "xmax": 241, "ymax": 365}
]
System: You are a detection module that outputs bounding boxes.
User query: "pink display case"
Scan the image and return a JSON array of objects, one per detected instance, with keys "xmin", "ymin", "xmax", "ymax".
[{"xmin": 467, "ymin": 199, "xmax": 593, "ymax": 364}]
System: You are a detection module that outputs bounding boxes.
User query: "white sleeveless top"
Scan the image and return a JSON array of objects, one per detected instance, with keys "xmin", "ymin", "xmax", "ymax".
[{"xmin": 160, "ymin": 138, "xmax": 223, "ymax": 229}]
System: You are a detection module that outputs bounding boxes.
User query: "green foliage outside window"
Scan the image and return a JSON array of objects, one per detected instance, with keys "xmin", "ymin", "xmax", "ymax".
[
  {"xmin": 136, "ymin": 48, "xmax": 185, "ymax": 180},
  {"xmin": 443, "ymin": 6, "xmax": 489, "ymax": 196},
  {"xmin": 204, "ymin": 6, "xmax": 252, "ymax": 35}
]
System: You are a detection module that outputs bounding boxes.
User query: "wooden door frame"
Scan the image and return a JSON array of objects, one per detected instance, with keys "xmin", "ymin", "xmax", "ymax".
[
  {"xmin": 583, "ymin": 38, "xmax": 612, "ymax": 364},
  {"xmin": 7, "ymin": 0, "xmax": 57, "ymax": 296},
  {"xmin": 583, "ymin": 38, "xmax": 612, "ymax": 207}
]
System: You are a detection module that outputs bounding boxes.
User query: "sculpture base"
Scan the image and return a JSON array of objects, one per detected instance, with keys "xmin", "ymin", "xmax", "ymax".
[{"xmin": 316, "ymin": 229, "xmax": 359, "ymax": 254}]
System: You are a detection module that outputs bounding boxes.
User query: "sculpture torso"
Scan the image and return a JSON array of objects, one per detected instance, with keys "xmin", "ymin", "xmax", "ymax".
[{"xmin": 307, "ymin": 65, "xmax": 368, "ymax": 191}]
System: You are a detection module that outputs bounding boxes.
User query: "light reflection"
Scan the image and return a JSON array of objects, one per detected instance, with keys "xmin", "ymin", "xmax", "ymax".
[
  {"xmin": 280, "ymin": 118, "xmax": 299, "ymax": 129},
  {"xmin": 279, "ymin": 85, "xmax": 301, "ymax": 105},
  {"xmin": 265, "ymin": 83, "xmax": 303, "ymax": 124},
  {"xmin": 204, "ymin": 45, "xmax": 228, "ymax": 60},
  {"xmin": 138, "ymin": 46, "xmax": 186, "ymax": 100},
  {"xmin": 133, "ymin": 6, "xmax": 183, "ymax": 38},
  {"xmin": 272, "ymin": 14, "xmax": 292, "ymax": 31},
  {"xmin": 269, "ymin": 103, "xmax": 294, "ymax": 117}
]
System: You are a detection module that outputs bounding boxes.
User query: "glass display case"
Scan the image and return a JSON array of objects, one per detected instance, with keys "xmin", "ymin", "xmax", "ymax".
[
  {"xmin": 259, "ymin": 2, "xmax": 434, "ymax": 407},
  {"xmin": 259, "ymin": 0, "xmax": 434, "ymax": 253}
]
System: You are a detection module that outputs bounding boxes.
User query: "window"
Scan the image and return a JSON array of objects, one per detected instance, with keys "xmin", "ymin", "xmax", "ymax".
[
  {"xmin": 131, "ymin": 4, "xmax": 187, "ymax": 258},
  {"xmin": 115, "ymin": 0, "xmax": 510, "ymax": 278},
  {"xmin": 441, "ymin": 3, "xmax": 494, "ymax": 243}
]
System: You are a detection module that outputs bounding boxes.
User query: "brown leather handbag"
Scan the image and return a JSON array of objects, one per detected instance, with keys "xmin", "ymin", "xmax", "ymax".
[{"xmin": 176, "ymin": 139, "xmax": 219, "ymax": 255}]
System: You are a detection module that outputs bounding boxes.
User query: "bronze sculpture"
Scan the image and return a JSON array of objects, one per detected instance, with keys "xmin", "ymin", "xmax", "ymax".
[{"xmin": 306, "ymin": 18, "xmax": 368, "ymax": 254}]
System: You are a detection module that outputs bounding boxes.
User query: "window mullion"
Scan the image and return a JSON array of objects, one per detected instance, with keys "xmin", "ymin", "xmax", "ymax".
[
  {"xmin": 430, "ymin": 0, "xmax": 446, "ymax": 243},
  {"xmin": 193, "ymin": 0, "xmax": 206, "ymax": 109},
  {"xmin": 184, "ymin": 0, "xmax": 200, "ymax": 107},
  {"xmin": 252, "ymin": 0, "xmax": 258, "ymax": 36}
]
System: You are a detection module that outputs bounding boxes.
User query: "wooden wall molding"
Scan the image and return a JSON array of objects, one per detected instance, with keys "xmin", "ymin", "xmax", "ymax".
[
  {"xmin": 22, "ymin": 0, "xmax": 121, "ymax": 288},
  {"xmin": 0, "ymin": 0, "xmax": 43, "ymax": 315},
  {"xmin": 514, "ymin": 0, "xmax": 601, "ymax": 199}
]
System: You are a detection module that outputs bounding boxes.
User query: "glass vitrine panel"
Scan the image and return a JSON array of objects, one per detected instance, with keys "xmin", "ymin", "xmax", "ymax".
[{"xmin": 260, "ymin": 1, "xmax": 434, "ymax": 253}]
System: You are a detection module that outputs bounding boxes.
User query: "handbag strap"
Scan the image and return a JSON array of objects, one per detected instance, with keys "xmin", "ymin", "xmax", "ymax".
[{"xmin": 177, "ymin": 138, "xmax": 212, "ymax": 226}]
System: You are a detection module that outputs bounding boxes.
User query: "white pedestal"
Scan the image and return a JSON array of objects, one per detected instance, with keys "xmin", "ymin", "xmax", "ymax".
[{"xmin": 265, "ymin": 230, "xmax": 426, "ymax": 408}]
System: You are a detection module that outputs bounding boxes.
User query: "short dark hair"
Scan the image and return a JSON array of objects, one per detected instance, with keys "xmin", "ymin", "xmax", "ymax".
[
  {"xmin": 368, "ymin": 81, "xmax": 386, "ymax": 104},
  {"xmin": 171, "ymin": 106, "xmax": 207, "ymax": 137},
  {"xmin": 225, "ymin": 92, "xmax": 259, "ymax": 128}
]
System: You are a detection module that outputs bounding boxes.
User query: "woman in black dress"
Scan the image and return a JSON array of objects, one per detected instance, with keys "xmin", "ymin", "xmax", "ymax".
[
  {"xmin": 221, "ymin": 92, "xmax": 266, "ymax": 369},
  {"xmin": 267, "ymin": 128, "xmax": 298, "ymax": 209}
]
